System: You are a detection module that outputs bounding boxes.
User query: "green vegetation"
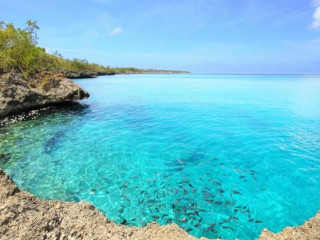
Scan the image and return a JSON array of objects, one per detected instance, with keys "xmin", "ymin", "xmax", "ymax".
[{"xmin": 0, "ymin": 20, "xmax": 189, "ymax": 76}]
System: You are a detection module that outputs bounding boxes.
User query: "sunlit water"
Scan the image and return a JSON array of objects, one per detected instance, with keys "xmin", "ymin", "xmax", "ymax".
[{"xmin": 1, "ymin": 74, "xmax": 320, "ymax": 239}]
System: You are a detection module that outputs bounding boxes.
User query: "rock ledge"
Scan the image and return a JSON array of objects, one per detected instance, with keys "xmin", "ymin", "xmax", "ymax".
[{"xmin": 0, "ymin": 71, "xmax": 89, "ymax": 119}]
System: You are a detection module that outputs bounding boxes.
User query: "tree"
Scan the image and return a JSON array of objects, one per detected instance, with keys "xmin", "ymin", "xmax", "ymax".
[{"xmin": 0, "ymin": 20, "xmax": 40, "ymax": 74}]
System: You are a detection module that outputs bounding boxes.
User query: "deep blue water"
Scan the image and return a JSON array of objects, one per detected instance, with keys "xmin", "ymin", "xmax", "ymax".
[{"xmin": 1, "ymin": 74, "xmax": 320, "ymax": 239}]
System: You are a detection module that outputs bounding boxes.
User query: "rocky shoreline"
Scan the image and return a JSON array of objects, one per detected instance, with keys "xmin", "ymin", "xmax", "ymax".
[
  {"xmin": 260, "ymin": 212, "xmax": 320, "ymax": 240},
  {"xmin": 0, "ymin": 169, "xmax": 206, "ymax": 240},
  {"xmin": 0, "ymin": 71, "xmax": 319, "ymax": 239},
  {"xmin": 0, "ymin": 71, "xmax": 89, "ymax": 119},
  {"xmin": 61, "ymin": 70, "xmax": 115, "ymax": 79}
]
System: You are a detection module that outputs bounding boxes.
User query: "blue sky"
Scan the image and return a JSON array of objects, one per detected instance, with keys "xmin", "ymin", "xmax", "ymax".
[{"xmin": 1, "ymin": 0, "xmax": 320, "ymax": 73}]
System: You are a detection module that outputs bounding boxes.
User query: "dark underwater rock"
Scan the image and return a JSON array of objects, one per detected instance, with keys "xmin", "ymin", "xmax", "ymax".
[
  {"xmin": 44, "ymin": 131, "xmax": 65, "ymax": 154},
  {"xmin": 0, "ymin": 153, "xmax": 10, "ymax": 164}
]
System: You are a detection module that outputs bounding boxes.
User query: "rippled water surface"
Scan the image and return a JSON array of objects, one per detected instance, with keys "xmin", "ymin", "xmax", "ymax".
[{"xmin": 1, "ymin": 74, "xmax": 320, "ymax": 239}]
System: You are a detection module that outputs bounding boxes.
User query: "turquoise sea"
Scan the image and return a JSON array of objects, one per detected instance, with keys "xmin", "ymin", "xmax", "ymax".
[{"xmin": 1, "ymin": 74, "xmax": 320, "ymax": 239}]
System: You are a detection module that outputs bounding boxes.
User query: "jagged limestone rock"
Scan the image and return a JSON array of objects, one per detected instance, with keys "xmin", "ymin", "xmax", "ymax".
[{"xmin": 0, "ymin": 72, "xmax": 89, "ymax": 118}]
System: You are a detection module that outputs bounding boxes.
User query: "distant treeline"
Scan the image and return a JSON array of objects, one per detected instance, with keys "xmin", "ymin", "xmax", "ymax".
[{"xmin": 0, "ymin": 20, "xmax": 189, "ymax": 77}]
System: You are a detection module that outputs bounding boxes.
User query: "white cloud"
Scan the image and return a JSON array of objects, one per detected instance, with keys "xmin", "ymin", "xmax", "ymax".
[
  {"xmin": 110, "ymin": 27, "xmax": 123, "ymax": 36},
  {"xmin": 312, "ymin": 0, "xmax": 320, "ymax": 29},
  {"xmin": 312, "ymin": 7, "xmax": 320, "ymax": 28}
]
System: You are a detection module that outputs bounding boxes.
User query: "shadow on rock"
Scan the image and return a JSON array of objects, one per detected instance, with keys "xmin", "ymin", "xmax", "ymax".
[{"xmin": 0, "ymin": 102, "xmax": 91, "ymax": 126}]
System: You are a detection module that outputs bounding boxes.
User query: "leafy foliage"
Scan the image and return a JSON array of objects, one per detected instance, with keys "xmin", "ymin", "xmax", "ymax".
[{"xmin": 0, "ymin": 20, "xmax": 39, "ymax": 74}]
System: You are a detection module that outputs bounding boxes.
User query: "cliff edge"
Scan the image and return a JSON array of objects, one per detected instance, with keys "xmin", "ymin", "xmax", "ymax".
[{"xmin": 0, "ymin": 71, "xmax": 89, "ymax": 119}]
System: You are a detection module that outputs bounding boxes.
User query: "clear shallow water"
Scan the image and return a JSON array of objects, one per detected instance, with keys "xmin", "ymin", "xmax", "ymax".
[{"xmin": 1, "ymin": 74, "xmax": 320, "ymax": 239}]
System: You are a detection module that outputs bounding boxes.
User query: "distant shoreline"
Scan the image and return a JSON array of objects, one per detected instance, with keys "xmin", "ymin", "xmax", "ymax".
[
  {"xmin": 122, "ymin": 72, "xmax": 320, "ymax": 76},
  {"xmin": 61, "ymin": 70, "xmax": 191, "ymax": 79}
]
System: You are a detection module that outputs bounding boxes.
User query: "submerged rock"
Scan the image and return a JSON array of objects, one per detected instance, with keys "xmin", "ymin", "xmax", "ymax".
[
  {"xmin": 0, "ymin": 153, "xmax": 10, "ymax": 164},
  {"xmin": 0, "ymin": 71, "xmax": 89, "ymax": 118}
]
